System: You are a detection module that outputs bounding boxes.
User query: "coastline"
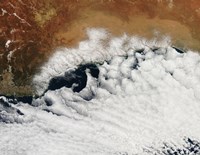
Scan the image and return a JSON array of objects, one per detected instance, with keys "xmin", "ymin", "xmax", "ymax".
[{"xmin": 1, "ymin": 0, "xmax": 200, "ymax": 96}]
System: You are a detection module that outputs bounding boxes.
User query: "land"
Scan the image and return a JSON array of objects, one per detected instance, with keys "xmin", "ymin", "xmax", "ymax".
[{"xmin": 0, "ymin": 0, "xmax": 200, "ymax": 95}]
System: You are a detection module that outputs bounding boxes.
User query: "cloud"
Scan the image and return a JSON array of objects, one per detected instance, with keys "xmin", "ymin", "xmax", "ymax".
[
  {"xmin": 33, "ymin": 28, "xmax": 171, "ymax": 95},
  {"xmin": 1, "ymin": 28, "xmax": 200, "ymax": 154}
]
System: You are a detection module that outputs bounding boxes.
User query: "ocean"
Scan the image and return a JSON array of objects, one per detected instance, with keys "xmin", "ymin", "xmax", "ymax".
[{"xmin": 1, "ymin": 28, "xmax": 200, "ymax": 155}]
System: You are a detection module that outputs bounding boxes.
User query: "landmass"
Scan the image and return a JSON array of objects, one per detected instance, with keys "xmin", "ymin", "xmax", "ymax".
[{"xmin": 1, "ymin": 0, "xmax": 200, "ymax": 95}]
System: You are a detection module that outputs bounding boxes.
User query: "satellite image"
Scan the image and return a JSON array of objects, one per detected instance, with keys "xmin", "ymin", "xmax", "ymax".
[{"xmin": 1, "ymin": 0, "xmax": 200, "ymax": 154}]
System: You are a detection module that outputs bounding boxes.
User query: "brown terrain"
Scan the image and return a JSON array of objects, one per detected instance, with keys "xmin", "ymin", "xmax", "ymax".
[{"xmin": 0, "ymin": 0, "xmax": 200, "ymax": 95}]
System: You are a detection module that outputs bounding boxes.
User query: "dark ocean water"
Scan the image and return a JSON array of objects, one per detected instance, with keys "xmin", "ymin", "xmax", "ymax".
[{"xmin": 1, "ymin": 29, "xmax": 200, "ymax": 155}]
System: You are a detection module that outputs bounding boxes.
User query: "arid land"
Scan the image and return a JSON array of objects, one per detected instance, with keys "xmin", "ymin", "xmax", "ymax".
[{"xmin": 1, "ymin": 0, "xmax": 200, "ymax": 95}]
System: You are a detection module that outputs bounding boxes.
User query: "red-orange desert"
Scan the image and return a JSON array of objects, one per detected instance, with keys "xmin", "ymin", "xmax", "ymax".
[{"xmin": 1, "ymin": 0, "xmax": 200, "ymax": 95}]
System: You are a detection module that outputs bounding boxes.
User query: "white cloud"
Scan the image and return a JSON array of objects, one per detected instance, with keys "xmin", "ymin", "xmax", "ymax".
[
  {"xmin": 33, "ymin": 28, "xmax": 171, "ymax": 95},
  {"xmin": 1, "ymin": 28, "xmax": 200, "ymax": 155}
]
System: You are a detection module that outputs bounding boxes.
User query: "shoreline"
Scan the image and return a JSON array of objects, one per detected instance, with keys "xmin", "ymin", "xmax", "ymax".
[{"xmin": 1, "ymin": 0, "xmax": 200, "ymax": 96}]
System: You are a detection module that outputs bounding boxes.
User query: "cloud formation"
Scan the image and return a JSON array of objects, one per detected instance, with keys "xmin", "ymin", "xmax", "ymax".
[
  {"xmin": 1, "ymin": 28, "xmax": 200, "ymax": 155},
  {"xmin": 33, "ymin": 28, "xmax": 171, "ymax": 95}
]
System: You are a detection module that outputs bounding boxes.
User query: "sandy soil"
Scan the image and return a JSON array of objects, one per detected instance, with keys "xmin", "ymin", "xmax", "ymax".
[{"xmin": 1, "ymin": 0, "xmax": 200, "ymax": 95}]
